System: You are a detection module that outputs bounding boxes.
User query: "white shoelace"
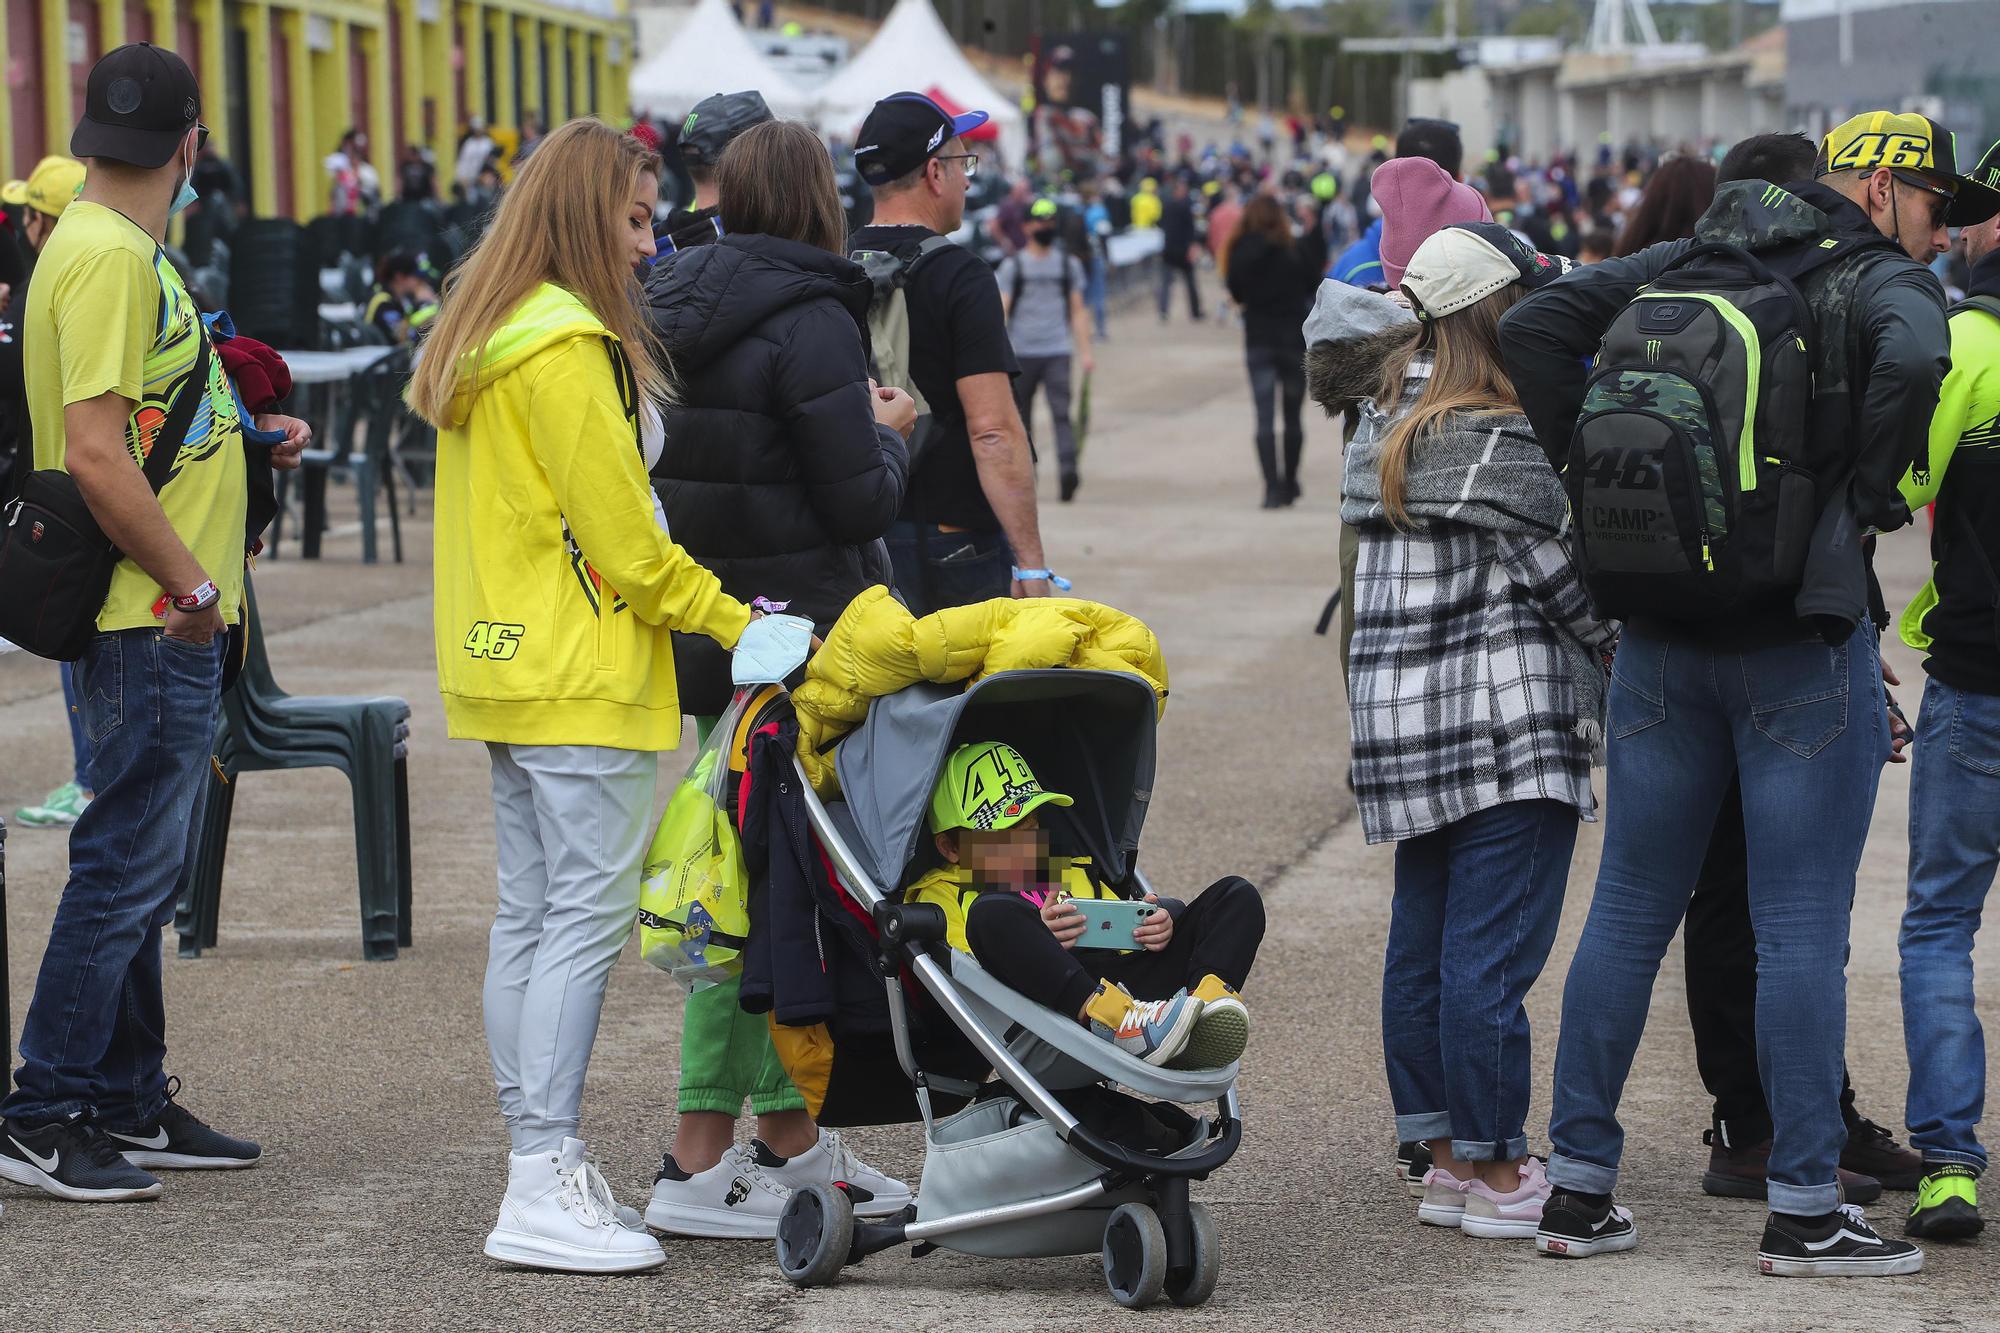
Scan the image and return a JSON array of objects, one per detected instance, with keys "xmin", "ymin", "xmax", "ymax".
[
  {"xmin": 1835, "ymin": 1203, "xmax": 1875, "ymax": 1234},
  {"xmin": 558, "ymin": 1156, "xmax": 623, "ymax": 1230},
  {"xmin": 819, "ymin": 1131, "xmax": 866, "ymax": 1183},
  {"xmin": 726, "ymin": 1144, "xmax": 792, "ymax": 1199}
]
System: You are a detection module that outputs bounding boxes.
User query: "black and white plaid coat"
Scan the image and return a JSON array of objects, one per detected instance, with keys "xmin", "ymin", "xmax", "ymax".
[{"xmin": 1342, "ymin": 368, "xmax": 1616, "ymax": 846}]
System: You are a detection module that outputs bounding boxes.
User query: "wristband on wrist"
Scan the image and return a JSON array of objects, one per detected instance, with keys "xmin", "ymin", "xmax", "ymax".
[
  {"xmin": 172, "ymin": 580, "xmax": 221, "ymax": 613},
  {"xmin": 1011, "ymin": 567, "xmax": 1073, "ymax": 591}
]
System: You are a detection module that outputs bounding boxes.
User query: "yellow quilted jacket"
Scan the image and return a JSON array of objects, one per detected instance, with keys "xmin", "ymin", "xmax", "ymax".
[{"xmin": 792, "ymin": 586, "xmax": 1169, "ymax": 791}]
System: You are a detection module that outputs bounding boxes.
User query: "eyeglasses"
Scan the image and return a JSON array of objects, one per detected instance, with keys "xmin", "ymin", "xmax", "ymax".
[
  {"xmin": 1891, "ymin": 170, "xmax": 1955, "ymax": 229},
  {"xmin": 196, "ymin": 123, "xmax": 210, "ymax": 152},
  {"xmin": 935, "ymin": 152, "xmax": 979, "ymax": 180}
]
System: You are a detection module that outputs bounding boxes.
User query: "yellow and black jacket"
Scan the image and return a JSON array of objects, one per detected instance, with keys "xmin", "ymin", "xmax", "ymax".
[{"xmin": 429, "ymin": 282, "xmax": 750, "ymax": 751}]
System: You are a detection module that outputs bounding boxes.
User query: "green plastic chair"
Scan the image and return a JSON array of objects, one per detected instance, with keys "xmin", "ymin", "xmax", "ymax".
[{"xmin": 175, "ymin": 579, "xmax": 413, "ymax": 960}]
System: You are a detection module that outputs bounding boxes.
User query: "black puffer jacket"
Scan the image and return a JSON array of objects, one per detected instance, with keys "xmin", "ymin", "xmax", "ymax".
[{"xmin": 646, "ymin": 232, "xmax": 908, "ymax": 716}]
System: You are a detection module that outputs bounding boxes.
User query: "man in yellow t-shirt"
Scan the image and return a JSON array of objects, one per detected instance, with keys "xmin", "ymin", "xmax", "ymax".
[{"xmin": 0, "ymin": 43, "xmax": 304, "ymax": 1204}]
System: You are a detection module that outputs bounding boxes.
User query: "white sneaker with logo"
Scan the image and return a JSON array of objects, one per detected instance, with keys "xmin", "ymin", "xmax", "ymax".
[
  {"xmin": 483, "ymin": 1137, "xmax": 668, "ymax": 1273},
  {"xmin": 757, "ymin": 1129, "xmax": 913, "ymax": 1219},
  {"xmin": 1417, "ymin": 1168, "xmax": 1475, "ymax": 1228},
  {"xmin": 644, "ymin": 1143, "xmax": 791, "ymax": 1238}
]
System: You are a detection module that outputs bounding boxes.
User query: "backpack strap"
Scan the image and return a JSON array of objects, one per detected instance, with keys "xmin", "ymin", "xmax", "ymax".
[{"xmin": 141, "ymin": 312, "xmax": 212, "ymax": 495}]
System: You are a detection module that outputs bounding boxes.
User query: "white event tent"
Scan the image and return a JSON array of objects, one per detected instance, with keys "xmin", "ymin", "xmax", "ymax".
[
  {"xmin": 627, "ymin": 0, "xmax": 817, "ymax": 120},
  {"xmin": 808, "ymin": 0, "xmax": 1024, "ymax": 158}
]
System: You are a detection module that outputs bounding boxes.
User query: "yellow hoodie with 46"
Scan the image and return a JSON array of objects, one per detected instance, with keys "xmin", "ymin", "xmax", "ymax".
[{"xmin": 431, "ymin": 283, "xmax": 750, "ymax": 751}]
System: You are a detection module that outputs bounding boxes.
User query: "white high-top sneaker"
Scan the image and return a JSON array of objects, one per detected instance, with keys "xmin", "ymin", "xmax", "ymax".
[
  {"xmin": 484, "ymin": 1138, "xmax": 668, "ymax": 1273},
  {"xmin": 759, "ymin": 1129, "xmax": 914, "ymax": 1219}
]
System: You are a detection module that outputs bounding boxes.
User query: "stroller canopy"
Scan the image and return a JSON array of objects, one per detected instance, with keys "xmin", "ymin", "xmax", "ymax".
[{"xmin": 831, "ymin": 669, "xmax": 1159, "ymax": 893}]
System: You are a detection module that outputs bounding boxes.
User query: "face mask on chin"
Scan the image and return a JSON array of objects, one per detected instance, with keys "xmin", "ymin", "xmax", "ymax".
[{"xmin": 1030, "ymin": 226, "xmax": 1058, "ymax": 245}]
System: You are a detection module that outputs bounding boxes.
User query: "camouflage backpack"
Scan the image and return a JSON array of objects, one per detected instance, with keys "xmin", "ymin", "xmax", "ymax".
[{"xmin": 1568, "ymin": 236, "xmax": 1879, "ymax": 620}]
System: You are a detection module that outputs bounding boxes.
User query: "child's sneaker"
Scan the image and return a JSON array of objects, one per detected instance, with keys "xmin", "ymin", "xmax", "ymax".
[
  {"xmin": 643, "ymin": 1144, "xmax": 790, "ymax": 1238},
  {"xmin": 1084, "ymin": 980, "xmax": 1200, "ymax": 1066},
  {"xmin": 1417, "ymin": 1168, "xmax": 1474, "ymax": 1227},
  {"xmin": 1168, "ymin": 974, "xmax": 1249, "ymax": 1069},
  {"xmin": 755, "ymin": 1129, "xmax": 912, "ymax": 1219},
  {"xmin": 1460, "ymin": 1157, "xmax": 1551, "ymax": 1239}
]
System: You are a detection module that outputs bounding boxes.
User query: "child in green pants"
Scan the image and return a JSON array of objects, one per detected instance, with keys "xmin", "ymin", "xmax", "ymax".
[{"xmin": 644, "ymin": 717, "xmax": 912, "ymax": 1238}]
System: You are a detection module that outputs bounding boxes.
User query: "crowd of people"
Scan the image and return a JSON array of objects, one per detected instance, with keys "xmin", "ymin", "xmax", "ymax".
[
  {"xmin": 8, "ymin": 21, "xmax": 2000, "ymax": 1305},
  {"xmin": 1310, "ymin": 109, "xmax": 2000, "ymax": 1276}
]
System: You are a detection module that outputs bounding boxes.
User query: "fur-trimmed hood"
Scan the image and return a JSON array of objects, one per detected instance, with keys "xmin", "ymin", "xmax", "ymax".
[{"xmin": 1302, "ymin": 280, "xmax": 1418, "ymax": 416}]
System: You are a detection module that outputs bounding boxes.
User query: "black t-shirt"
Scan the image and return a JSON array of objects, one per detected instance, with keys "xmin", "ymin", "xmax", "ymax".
[{"xmin": 848, "ymin": 223, "xmax": 1019, "ymax": 531}]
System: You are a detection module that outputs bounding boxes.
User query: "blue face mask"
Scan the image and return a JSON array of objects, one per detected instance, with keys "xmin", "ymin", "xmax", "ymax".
[{"xmin": 171, "ymin": 140, "xmax": 198, "ymax": 216}]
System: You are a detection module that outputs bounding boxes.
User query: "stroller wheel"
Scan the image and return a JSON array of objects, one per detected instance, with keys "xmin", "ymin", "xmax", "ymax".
[
  {"xmin": 1164, "ymin": 1201, "xmax": 1220, "ymax": 1307},
  {"xmin": 775, "ymin": 1182, "xmax": 855, "ymax": 1287},
  {"xmin": 1101, "ymin": 1202, "xmax": 1168, "ymax": 1308}
]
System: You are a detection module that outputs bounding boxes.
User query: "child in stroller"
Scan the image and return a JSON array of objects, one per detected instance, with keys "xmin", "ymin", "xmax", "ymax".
[{"xmin": 906, "ymin": 741, "xmax": 1262, "ymax": 1069}]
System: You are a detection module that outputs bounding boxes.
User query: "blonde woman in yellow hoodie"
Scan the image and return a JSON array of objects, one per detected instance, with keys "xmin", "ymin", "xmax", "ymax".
[{"xmin": 408, "ymin": 119, "xmax": 753, "ymax": 1275}]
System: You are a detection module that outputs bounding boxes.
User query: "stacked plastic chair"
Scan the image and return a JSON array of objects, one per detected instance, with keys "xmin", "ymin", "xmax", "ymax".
[{"xmin": 175, "ymin": 579, "xmax": 413, "ymax": 961}]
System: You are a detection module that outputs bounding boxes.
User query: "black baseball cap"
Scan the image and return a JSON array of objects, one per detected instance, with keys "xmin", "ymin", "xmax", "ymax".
[
  {"xmin": 71, "ymin": 43, "xmax": 200, "ymax": 169},
  {"xmin": 678, "ymin": 90, "xmax": 774, "ymax": 167},
  {"xmin": 853, "ymin": 91, "xmax": 988, "ymax": 186}
]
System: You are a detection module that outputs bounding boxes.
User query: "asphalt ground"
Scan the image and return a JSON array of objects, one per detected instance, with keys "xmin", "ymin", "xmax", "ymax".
[{"xmin": 1, "ymin": 279, "xmax": 1993, "ymax": 1331}]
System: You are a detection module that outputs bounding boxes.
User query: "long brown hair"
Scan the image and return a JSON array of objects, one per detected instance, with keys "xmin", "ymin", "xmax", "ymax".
[
  {"xmin": 717, "ymin": 120, "xmax": 847, "ymax": 254},
  {"xmin": 1230, "ymin": 193, "xmax": 1294, "ymax": 256},
  {"xmin": 408, "ymin": 118, "xmax": 665, "ymax": 426},
  {"xmin": 1614, "ymin": 156, "xmax": 1717, "ymax": 257},
  {"xmin": 1370, "ymin": 284, "xmax": 1526, "ymax": 528}
]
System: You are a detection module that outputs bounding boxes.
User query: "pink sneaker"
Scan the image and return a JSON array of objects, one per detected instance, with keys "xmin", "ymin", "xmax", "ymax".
[
  {"xmin": 1416, "ymin": 1168, "xmax": 1475, "ymax": 1228},
  {"xmin": 1460, "ymin": 1158, "xmax": 1551, "ymax": 1239}
]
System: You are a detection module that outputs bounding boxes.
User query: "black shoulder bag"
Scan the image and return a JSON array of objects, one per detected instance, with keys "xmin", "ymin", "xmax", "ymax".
[{"xmin": 0, "ymin": 329, "xmax": 213, "ymax": 661}]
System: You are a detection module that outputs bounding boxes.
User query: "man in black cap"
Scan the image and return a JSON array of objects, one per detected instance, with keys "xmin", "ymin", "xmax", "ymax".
[
  {"xmin": 848, "ymin": 92, "xmax": 1059, "ymax": 615},
  {"xmin": 656, "ymin": 90, "xmax": 774, "ymax": 256},
  {"xmin": 0, "ymin": 43, "xmax": 304, "ymax": 1205}
]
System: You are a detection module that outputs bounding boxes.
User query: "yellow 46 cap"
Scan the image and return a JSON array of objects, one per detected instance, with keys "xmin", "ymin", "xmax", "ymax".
[
  {"xmin": 931, "ymin": 741, "xmax": 1072, "ymax": 834},
  {"xmin": 1816, "ymin": 112, "xmax": 2000, "ymax": 226}
]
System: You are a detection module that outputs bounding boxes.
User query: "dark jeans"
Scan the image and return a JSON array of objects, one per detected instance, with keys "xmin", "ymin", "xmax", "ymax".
[
  {"xmin": 885, "ymin": 520, "xmax": 1013, "ymax": 619},
  {"xmin": 1245, "ymin": 345, "xmax": 1305, "ymax": 493},
  {"xmin": 3, "ymin": 629, "xmax": 223, "ymax": 1127},
  {"xmin": 1158, "ymin": 259, "xmax": 1202, "ymax": 321},
  {"xmin": 965, "ymin": 877, "xmax": 1264, "ymax": 1018},
  {"xmin": 62, "ymin": 659, "xmax": 93, "ymax": 789},
  {"xmin": 1384, "ymin": 799, "xmax": 1579, "ymax": 1162},
  {"xmin": 1013, "ymin": 353, "xmax": 1077, "ymax": 477},
  {"xmin": 1547, "ymin": 627, "xmax": 1883, "ymax": 1216},
  {"xmin": 1685, "ymin": 775, "xmax": 1859, "ymax": 1149}
]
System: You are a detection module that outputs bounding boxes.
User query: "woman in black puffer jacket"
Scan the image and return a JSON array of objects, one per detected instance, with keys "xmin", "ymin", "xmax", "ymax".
[{"xmin": 645, "ymin": 120, "xmax": 916, "ymax": 717}]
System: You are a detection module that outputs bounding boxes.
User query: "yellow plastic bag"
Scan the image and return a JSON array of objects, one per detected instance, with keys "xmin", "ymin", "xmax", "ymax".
[{"xmin": 637, "ymin": 709, "xmax": 752, "ymax": 988}]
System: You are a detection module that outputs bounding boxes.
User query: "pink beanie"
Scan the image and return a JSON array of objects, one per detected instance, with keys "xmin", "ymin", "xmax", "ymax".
[{"xmin": 1375, "ymin": 157, "xmax": 1492, "ymax": 288}]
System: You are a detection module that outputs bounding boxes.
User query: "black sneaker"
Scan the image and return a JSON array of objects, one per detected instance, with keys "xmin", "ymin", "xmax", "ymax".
[
  {"xmin": 1758, "ymin": 1205, "xmax": 1924, "ymax": 1277},
  {"xmin": 1537, "ymin": 1188, "xmax": 1639, "ymax": 1258},
  {"xmin": 104, "ymin": 1079, "xmax": 261, "ymax": 1170},
  {"xmin": 0, "ymin": 1116, "xmax": 164, "ymax": 1201},
  {"xmin": 1395, "ymin": 1141, "xmax": 1433, "ymax": 1198},
  {"xmin": 1059, "ymin": 471, "xmax": 1080, "ymax": 503}
]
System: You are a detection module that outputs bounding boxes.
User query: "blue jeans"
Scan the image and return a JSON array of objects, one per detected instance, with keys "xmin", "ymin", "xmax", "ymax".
[
  {"xmin": 1085, "ymin": 264, "xmax": 1108, "ymax": 338},
  {"xmin": 1383, "ymin": 799, "xmax": 1579, "ymax": 1161},
  {"xmin": 1547, "ymin": 626, "xmax": 1884, "ymax": 1216},
  {"xmin": 1901, "ymin": 675, "xmax": 2000, "ymax": 1171},
  {"xmin": 3, "ymin": 629, "xmax": 223, "ymax": 1127},
  {"xmin": 885, "ymin": 520, "xmax": 1013, "ymax": 619},
  {"xmin": 62, "ymin": 659, "xmax": 93, "ymax": 788}
]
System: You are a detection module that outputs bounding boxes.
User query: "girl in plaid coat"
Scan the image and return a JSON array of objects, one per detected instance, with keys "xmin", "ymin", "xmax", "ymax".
[{"xmin": 1320, "ymin": 224, "xmax": 1615, "ymax": 1242}]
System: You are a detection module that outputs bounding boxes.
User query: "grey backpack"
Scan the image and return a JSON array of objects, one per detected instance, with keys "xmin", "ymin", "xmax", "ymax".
[{"xmin": 852, "ymin": 233, "xmax": 956, "ymax": 466}]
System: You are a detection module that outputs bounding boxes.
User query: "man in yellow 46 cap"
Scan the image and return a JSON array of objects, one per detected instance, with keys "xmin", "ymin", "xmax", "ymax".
[
  {"xmin": 908, "ymin": 740, "xmax": 1263, "ymax": 1069},
  {"xmin": 1814, "ymin": 112, "xmax": 2000, "ymax": 259}
]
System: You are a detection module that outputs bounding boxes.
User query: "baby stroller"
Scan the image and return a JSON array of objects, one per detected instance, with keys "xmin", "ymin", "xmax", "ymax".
[{"xmin": 759, "ymin": 667, "xmax": 1242, "ymax": 1309}]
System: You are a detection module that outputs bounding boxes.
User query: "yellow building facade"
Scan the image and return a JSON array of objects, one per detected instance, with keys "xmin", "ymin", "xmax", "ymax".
[{"xmin": 2, "ymin": 0, "xmax": 633, "ymax": 218}]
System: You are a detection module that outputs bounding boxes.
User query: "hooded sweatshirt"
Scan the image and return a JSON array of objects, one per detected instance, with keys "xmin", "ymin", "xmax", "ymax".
[
  {"xmin": 645, "ymin": 233, "xmax": 908, "ymax": 716},
  {"xmin": 430, "ymin": 282, "xmax": 750, "ymax": 751},
  {"xmin": 1899, "ymin": 248, "xmax": 2000, "ymax": 693},
  {"xmin": 1500, "ymin": 179, "xmax": 1948, "ymax": 644}
]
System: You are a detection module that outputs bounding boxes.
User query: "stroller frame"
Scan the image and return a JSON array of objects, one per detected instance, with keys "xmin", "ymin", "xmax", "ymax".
[{"xmin": 775, "ymin": 677, "xmax": 1244, "ymax": 1303}]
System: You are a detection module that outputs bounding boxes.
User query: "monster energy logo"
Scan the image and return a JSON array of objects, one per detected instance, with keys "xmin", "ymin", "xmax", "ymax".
[
  {"xmin": 1646, "ymin": 339, "xmax": 1662, "ymax": 362},
  {"xmin": 682, "ymin": 111, "xmax": 699, "ymax": 136},
  {"xmin": 1761, "ymin": 185, "xmax": 1789, "ymax": 208}
]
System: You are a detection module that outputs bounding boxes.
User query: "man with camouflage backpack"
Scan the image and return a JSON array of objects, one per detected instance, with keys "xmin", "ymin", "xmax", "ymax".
[{"xmin": 1501, "ymin": 112, "xmax": 2000, "ymax": 1276}]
